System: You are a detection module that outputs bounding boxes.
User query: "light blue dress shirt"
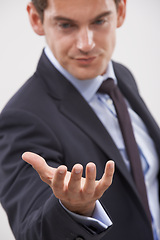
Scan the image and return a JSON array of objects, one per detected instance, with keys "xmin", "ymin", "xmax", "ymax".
[{"xmin": 45, "ymin": 46, "xmax": 160, "ymax": 238}]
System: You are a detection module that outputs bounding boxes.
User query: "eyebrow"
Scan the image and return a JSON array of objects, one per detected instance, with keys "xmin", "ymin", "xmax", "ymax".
[
  {"xmin": 53, "ymin": 11, "xmax": 112, "ymax": 23},
  {"xmin": 92, "ymin": 11, "xmax": 112, "ymax": 21}
]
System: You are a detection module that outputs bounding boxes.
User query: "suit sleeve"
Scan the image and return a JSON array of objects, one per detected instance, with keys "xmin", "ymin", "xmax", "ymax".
[{"xmin": 0, "ymin": 108, "xmax": 110, "ymax": 240}]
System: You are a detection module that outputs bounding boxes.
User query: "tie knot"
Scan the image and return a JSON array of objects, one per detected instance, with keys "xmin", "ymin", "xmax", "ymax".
[{"xmin": 98, "ymin": 78, "xmax": 116, "ymax": 95}]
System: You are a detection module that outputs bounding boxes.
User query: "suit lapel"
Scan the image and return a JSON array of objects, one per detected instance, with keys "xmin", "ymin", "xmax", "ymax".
[
  {"xmin": 115, "ymin": 66, "xmax": 160, "ymax": 156},
  {"xmin": 114, "ymin": 62, "xmax": 160, "ymax": 202},
  {"xmin": 59, "ymin": 81, "xmax": 137, "ymax": 191}
]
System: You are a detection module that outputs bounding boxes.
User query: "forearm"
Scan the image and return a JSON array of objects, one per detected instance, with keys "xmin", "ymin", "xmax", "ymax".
[{"xmin": 16, "ymin": 196, "xmax": 109, "ymax": 240}]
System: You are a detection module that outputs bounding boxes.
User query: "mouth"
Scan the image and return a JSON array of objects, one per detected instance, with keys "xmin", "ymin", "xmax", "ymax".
[{"xmin": 74, "ymin": 56, "xmax": 96, "ymax": 65}]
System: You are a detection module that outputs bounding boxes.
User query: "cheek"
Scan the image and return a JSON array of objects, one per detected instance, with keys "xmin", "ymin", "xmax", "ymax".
[
  {"xmin": 47, "ymin": 38, "xmax": 64, "ymax": 61},
  {"xmin": 51, "ymin": 36, "xmax": 73, "ymax": 60},
  {"xmin": 101, "ymin": 28, "xmax": 116, "ymax": 54}
]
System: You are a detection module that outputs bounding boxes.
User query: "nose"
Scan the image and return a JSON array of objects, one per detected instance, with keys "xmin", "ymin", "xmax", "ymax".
[{"xmin": 76, "ymin": 27, "xmax": 95, "ymax": 53}]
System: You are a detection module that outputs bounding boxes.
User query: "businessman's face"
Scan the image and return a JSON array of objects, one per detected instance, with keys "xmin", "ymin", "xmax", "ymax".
[{"xmin": 29, "ymin": 0, "xmax": 126, "ymax": 80}]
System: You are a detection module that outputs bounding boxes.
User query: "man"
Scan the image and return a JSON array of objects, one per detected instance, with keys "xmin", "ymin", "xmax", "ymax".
[{"xmin": 0, "ymin": 0, "xmax": 159, "ymax": 239}]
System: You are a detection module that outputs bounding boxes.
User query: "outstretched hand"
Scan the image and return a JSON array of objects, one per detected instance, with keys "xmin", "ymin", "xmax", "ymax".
[{"xmin": 22, "ymin": 152, "xmax": 114, "ymax": 217}]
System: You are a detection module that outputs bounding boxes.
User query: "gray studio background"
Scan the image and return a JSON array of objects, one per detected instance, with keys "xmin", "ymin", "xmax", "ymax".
[{"xmin": 0, "ymin": 0, "xmax": 160, "ymax": 239}]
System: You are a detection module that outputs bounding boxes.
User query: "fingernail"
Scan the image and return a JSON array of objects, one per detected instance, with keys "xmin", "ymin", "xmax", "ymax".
[
  {"xmin": 108, "ymin": 161, "xmax": 115, "ymax": 170},
  {"xmin": 58, "ymin": 166, "xmax": 66, "ymax": 174},
  {"xmin": 59, "ymin": 169, "xmax": 65, "ymax": 174},
  {"xmin": 74, "ymin": 168, "xmax": 81, "ymax": 174},
  {"xmin": 89, "ymin": 166, "xmax": 95, "ymax": 172}
]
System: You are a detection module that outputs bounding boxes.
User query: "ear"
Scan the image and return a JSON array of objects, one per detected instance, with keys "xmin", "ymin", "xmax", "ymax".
[
  {"xmin": 27, "ymin": 2, "xmax": 45, "ymax": 36},
  {"xmin": 116, "ymin": 0, "xmax": 127, "ymax": 28}
]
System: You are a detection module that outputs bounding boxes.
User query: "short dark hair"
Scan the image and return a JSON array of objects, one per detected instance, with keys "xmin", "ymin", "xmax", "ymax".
[{"xmin": 32, "ymin": 0, "xmax": 121, "ymax": 22}]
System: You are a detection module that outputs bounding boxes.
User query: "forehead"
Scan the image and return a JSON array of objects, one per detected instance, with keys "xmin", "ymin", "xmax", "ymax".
[{"xmin": 45, "ymin": 0, "xmax": 117, "ymax": 21}]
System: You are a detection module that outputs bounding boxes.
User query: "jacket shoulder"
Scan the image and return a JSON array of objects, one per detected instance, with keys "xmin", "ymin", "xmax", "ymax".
[{"xmin": 112, "ymin": 61, "xmax": 139, "ymax": 92}]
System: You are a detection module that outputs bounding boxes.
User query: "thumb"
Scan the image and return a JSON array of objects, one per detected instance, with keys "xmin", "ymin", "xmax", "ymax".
[{"xmin": 22, "ymin": 152, "xmax": 55, "ymax": 183}]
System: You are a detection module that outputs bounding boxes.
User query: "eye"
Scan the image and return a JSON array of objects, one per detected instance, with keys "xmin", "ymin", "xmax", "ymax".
[
  {"xmin": 58, "ymin": 22, "xmax": 73, "ymax": 29},
  {"xmin": 94, "ymin": 19, "xmax": 105, "ymax": 25}
]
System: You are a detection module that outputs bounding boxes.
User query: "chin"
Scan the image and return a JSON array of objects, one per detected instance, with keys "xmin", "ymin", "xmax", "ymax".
[
  {"xmin": 71, "ymin": 68, "xmax": 103, "ymax": 80},
  {"xmin": 74, "ymin": 73, "xmax": 98, "ymax": 80}
]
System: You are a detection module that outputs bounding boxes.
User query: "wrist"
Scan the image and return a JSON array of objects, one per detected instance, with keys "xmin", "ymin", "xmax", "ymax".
[{"xmin": 61, "ymin": 200, "xmax": 96, "ymax": 217}]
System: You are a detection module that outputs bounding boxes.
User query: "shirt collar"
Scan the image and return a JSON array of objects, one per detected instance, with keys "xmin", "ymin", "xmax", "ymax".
[{"xmin": 44, "ymin": 46, "xmax": 117, "ymax": 102}]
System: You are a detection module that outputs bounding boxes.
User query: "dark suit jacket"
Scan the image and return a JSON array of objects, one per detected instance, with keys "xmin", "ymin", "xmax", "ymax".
[{"xmin": 0, "ymin": 51, "xmax": 159, "ymax": 240}]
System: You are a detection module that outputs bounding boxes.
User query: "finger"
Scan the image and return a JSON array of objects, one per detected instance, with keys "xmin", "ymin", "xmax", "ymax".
[
  {"xmin": 95, "ymin": 160, "xmax": 115, "ymax": 197},
  {"xmin": 52, "ymin": 165, "xmax": 67, "ymax": 197},
  {"xmin": 83, "ymin": 162, "xmax": 96, "ymax": 195},
  {"xmin": 22, "ymin": 152, "xmax": 54, "ymax": 183},
  {"xmin": 68, "ymin": 164, "xmax": 83, "ymax": 193}
]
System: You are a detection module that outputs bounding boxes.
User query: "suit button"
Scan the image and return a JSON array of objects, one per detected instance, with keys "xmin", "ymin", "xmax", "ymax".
[{"xmin": 75, "ymin": 237, "xmax": 84, "ymax": 240}]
